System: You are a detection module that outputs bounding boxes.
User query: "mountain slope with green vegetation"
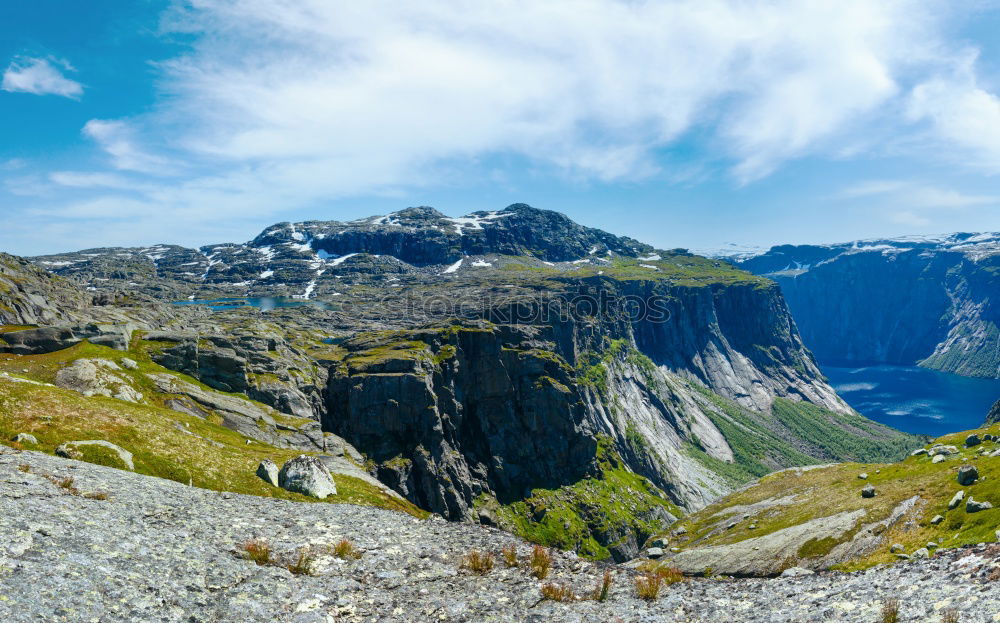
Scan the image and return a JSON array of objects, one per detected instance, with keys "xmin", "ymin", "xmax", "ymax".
[{"xmin": 649, "ymin": 421, "xmax": 1000, "ymax": 576}]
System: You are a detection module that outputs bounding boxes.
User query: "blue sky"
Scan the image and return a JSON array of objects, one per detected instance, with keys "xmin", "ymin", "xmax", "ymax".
[{"xmin": 2, "ymin": 0, "xmax": 1000, "ymax": 256}]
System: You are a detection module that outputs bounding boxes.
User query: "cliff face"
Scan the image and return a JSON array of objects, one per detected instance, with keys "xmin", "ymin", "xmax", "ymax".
[
  {"xmin": 8, "ymin": 205, "xmax": 920, "ymax": 561},
  {"xmin": 0, "ymin": 253, "xmax": 90, "ymax": 325},
  {"xmin": 733, "ymin": 235, "xmax": 1000, "ymax": 378},
  {"xmin": 321, "ymin": 272, "xmax": 914, "ymax": 559}
]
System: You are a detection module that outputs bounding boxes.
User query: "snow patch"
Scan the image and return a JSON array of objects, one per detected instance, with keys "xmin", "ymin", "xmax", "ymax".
[{"xmin": 443, "ymin": 259, "xmax": 463, "ymax": 274}]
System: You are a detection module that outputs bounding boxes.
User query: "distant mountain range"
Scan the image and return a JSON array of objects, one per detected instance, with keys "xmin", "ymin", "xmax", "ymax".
[{"xmin": 722, "ymin": 233, "xmax": 1000, "ymax": 378}]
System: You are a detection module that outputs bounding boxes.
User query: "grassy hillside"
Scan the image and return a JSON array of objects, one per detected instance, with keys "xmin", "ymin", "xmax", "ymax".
[
  {"xmin": 656, "ymin": 421, "xmax": 1000, "ymax": 573},
  {"xmin": 0, "ymin": 339, "xmax": 424, "ymax": 517}
]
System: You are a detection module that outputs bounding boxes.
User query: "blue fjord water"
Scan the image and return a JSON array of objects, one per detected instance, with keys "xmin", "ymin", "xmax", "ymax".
[{"xmin": 822, "ymin": 364, "xmax": 1000, "ymax": 437}]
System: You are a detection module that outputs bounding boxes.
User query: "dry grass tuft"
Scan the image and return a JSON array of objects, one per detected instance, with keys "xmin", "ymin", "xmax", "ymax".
[
  {"xmin": 540, "ymin": 582, "xmax": 576, "ymax": 602},
  {"xmin": 83, "ymin": 491, "xmax": 110, "ymax": 501},
  {"xmin": 530, "ymin": 545, "xmax": 553, "ymax": 579},
  {"xmin": 881, "ymin": 598, "xmax": 900, "ymax": 623},
  {"xmin": 501, "ymin": 544, "xmax": 518, "ymax": 568},
  {"xmin": 941, "ymin": 608, "xmax": 960, "ymax": 623},
  {"xmin": 17, "ymin": 463, "xmax": 30, "ymax": 473},
  {"xmin": 635, "ymin": 573, "xmax": 662, "ymax": 601},
  {"xmin": 331, "ymin": 538, "xmax": 362, "ymax": 560},
  {"xmin": 241, "ymin": 538, "xmax": 273, "ymax": 566},
  {"xmin": 461, "ymin": 549, "xmax": 495, "ymax": 575},
  {"xmin": 591, "ymin": 570, "xmax": 613, "ymax": 601},
  {"xmin": 287, "ymin": 548, "xmax": 316, "ymax": 576}
]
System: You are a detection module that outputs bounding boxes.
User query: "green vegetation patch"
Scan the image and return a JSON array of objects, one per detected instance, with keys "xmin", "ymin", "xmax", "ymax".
[{"xmin": 492, "ymin": 437, "xmax": 682, "ymax": 560}]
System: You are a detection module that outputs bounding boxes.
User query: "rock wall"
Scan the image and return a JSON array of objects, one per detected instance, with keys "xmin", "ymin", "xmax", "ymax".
[{"xmin": 736, "ymin": 245, "xmax": 1000, "ymax": 378}]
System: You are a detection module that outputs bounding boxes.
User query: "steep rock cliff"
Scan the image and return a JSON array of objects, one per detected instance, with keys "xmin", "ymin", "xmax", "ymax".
[{"xmin": 732, "ymin": 235, "xmax": 1000, "ymax": 378}]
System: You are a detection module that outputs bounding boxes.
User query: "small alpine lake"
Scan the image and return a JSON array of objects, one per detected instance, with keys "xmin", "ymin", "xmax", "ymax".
[
  {"xmin": 822, "ymin": 363, "xmax": 1000, "ymax": 437},
  {"xmin": 172, "ymin": 297, "xmax": 328, "ymax": 311}
]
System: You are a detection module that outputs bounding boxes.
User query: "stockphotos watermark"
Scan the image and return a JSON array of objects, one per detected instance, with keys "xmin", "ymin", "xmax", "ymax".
[{"xmin": 351, "ymin": 290, "xmax": 673, "ymax": 324}]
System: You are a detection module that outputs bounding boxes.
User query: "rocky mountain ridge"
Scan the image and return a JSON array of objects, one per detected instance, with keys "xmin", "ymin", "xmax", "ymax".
[
  {"xmin": 725, "ymin": 232, "xmax": 1000, "ymax": 378},
  {"xmin": 4, "ymin": 204, "xmax": 920, "ymax": 560}
]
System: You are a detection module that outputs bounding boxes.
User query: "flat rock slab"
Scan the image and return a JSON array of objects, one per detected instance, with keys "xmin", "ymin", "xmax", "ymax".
[{"xmin": 1, "ymin": 448, "xmax": 999, "ymax": 623}]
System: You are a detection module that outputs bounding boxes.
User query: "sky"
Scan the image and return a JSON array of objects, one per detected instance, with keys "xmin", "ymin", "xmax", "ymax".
[{"xmin": 2, "ymin": 0, "xmax": 1000, "ymax": 256}]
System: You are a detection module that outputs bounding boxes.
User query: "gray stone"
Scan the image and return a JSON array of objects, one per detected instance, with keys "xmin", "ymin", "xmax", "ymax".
[
  {"xmin": 930, "ymin": 445, "xmax": 959, "ymax": 456},
  {"xmin": 911, "ymin": 548, "xmax": 930, "ymax": 559},
  {"xmin": 278, "ymin": 455, "xmax": 337, "ymax": 499},
  {"xmin": 255, "ymin": 459, "xmax": 279, "ymax": 487},
  {"xmin": 12, "ymin": 433, "xmax": 39, "ymax": 445},
  {"xmin": 932, "ymin": 455, "xmax": 945, "ymax": 464},
  {"xmin": 966, "ymin": 497, "xmax": 993, "ymax": 513},
  {"xmin": 858, "ymin": 473, "xmax": 868, "ymax": 479},
  {"xmin": 965, "ymin": 434, "xmax": 981, "ymax": 448},
  {"xmin": 910, "ymin": 448, "xmax": 928, "ymax": 456},
  {"xmin": 780, "ymin": 567, "xmax": 814, "ymax": 577},
  {"xmin": 948, "ymin": 490, "xmax": 965, "ymax": 509},
  {"xmin": 957, "ymin": 464, "xmax": 978, "ymax": 486},
  {"xmin": 861, "ymin": 484, "xmax": 876, "ymax": 498},
  {"xmin": 890, "ymin": 543, "xmax": 904, "ymax": 553},
  {"xmin": 120, "ymin": 357, "xmax": 139, "ymax": 370},
  {"xmin": 930, "ymin": 515, "xmax": 944, "ymax": 525},
  {"xmin": 55, "ymin": 440, "xmax": 134, "ymax": 470},
  {"xmin": 646, "ymin": 547, "xmax": 664, "ymax": 559}
]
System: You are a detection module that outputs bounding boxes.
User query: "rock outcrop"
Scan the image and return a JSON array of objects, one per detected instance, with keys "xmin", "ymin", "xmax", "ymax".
[
  {"xmin": 2, "ymin": 448, "xmax": 997, "ymax": 623},
  {"xmin": 277, "ymin": 455, "xmax": 337, "ymax": 499},
  {"xmin": 729, "ymin": 234, "xmax": 1000, "ymax": 378},
  {"xmin": 987, "ymin": 399, "xmax": 1000, "ymax": 426}
]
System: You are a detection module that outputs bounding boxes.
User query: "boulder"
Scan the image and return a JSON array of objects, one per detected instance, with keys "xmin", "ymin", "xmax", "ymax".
[
  {"xmin": 966, "ymin": 498, "xmax": 993, "ymax": 513},
  {"xmin": 55, "ymin": 359, "xmax": 143, "ymax": 403},
  {"xmin": 930, "ymin": 445, "xmax": 958, "ymax": 456},
  {"xmin": 646, "ymin": 547, "xmax": 664, "ymax": 559},
  {"xmin": 957, "ymin": 465, "xmax": 979, "ymax": 486},
  {"xmin": 55, "ymin": 440, "xmax": 134, "ymax": 470},
  {"xmin": 256, "ymin": 459, "xmax": 280, "ymax": 487},
  {"xmin": 12, "ymin": 433, "xmax": 38, "ymax": 445},
  {"xmin": 965, "ymin": 434, "xmax": 981, "ymax": 448},
  {"xmin": 932, "ymin": 455, "xmax": 945, "ymax": 464},
  {"xmin": 911, "ymin": 548, "xmax": 930, "ymax": 559},
  {"xmin": 890, "ymin": 544, "xmax": 904, "ymax": 553},
  {"xmin": 948, "ymin": 490, "xmax": 965, "ymax": 510},
  {"xmin": 278, "ymin": 455, "xmax": 337, "ymax": 499},
  {"xmin": 861, "ymin": 484, "xmax": 876, "ymax": 498},
  {"xmin": 930, "ymin": 515, "xmax": 944, "ymax": 525},
  {"xmin": 120, "ymin": 358, "xmax": 139, "ymax": 370},
  {"xmin": 780, "ymin": 567, "xmax": 814, "ymax": 578},
  {"xmin": 858, "ymin": 473, "xmax": 868, "ymax": 480},
  {"xmin": 910, "ymin": 448, "xmax": 928, "ymax": 456}
]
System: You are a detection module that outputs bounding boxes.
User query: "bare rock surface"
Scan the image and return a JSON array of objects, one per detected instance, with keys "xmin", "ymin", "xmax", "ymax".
[{"xmin": 1, "ymin": 448, "xmax": 998, "ymax": 623}]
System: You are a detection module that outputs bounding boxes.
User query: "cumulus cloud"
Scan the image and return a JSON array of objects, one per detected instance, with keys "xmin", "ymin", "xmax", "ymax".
[
  {"xmin": 8, "ymin": 0, "xmax": 1000, "ymax": 251},
  {"xmin": 1, "ymin": 57, "xmax": 83, "ymax": 98},
  {"xmin": 908, "ymin": 56, "xmax": 1000, "ymax": 172}
]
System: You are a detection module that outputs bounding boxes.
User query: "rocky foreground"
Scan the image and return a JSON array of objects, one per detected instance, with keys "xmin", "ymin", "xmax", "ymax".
[{"xmin": 2, "ymin": 448, "xmax": 998, "ymax": 623}]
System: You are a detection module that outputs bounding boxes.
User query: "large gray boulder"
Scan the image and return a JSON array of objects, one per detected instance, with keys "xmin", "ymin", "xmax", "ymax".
[
  {"xmin": 12, "ymin": 433, "xmax": 38, "ymax": 445},
  {"xmin": 256, "ymin": 459, "xmax": 280, "ymax": 487},
  {"xmin": 278, "ymin": 455, "xmax": 337, "ymax": 499},
  {"xmin": 861, "ymin": 484, "xmax": 876, "ymax": 498},
  {"xmin": 957, "ymin": 465, "xmax": 979, "ymax": 486},
  {"xmin": 55, "ymin": 359, "xmax": 143, "ymax": 403},
  {"xmin": 948, "ymin": 490, "xmax": 965, "ymax": 510},
  {"xmin": 965, "ymin": 434, "xmax": 981, "ymax": 448},
  {"xmin": 55, "ymin": 440, "xmax": 135, "ymax": 470},
  {"xmin": 966, "ymin": 498, "xmax": 993, "ymax": 513}
]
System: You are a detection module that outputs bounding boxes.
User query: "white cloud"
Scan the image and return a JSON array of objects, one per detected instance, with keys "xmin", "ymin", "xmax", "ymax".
[
  {"xmin": 155, "ymin": 0, "xmax": 940, "ymax": 186},
  {"xmin": 1, "ymin": 57, "xmax": 83, "ymax": 99},
  {"xmin": 10, "ymin": 0, "xmax": 1000, "ymax": 252},
  {"xmin": 908, "ymin": 57, "xmax": 1000, "ymax": 172},
  {"xmin": 82, "ymin": 120, "xmax": 176, "ymax": 174}
]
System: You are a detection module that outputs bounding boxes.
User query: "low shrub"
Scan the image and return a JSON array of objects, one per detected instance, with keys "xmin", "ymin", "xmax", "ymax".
[
  {"xmin": 461, "ymin": 549, "xmax": 495, "ymax": 575},
  {"xmin": 540, "ymin": 582, "xmax": 575, "ymax": 602},
  {"xmin": 530, "ymin": 545, "xmax": 553, "ymax": 579},
  {"xmin": 331, "ymin": 538, "xmax": 362, "ymax": 560}
]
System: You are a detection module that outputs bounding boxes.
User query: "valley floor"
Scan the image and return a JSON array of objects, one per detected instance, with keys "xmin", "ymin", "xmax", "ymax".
[{"xmin": 1, "ymin": 448, "xmax": 998, "ymax": 623}]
